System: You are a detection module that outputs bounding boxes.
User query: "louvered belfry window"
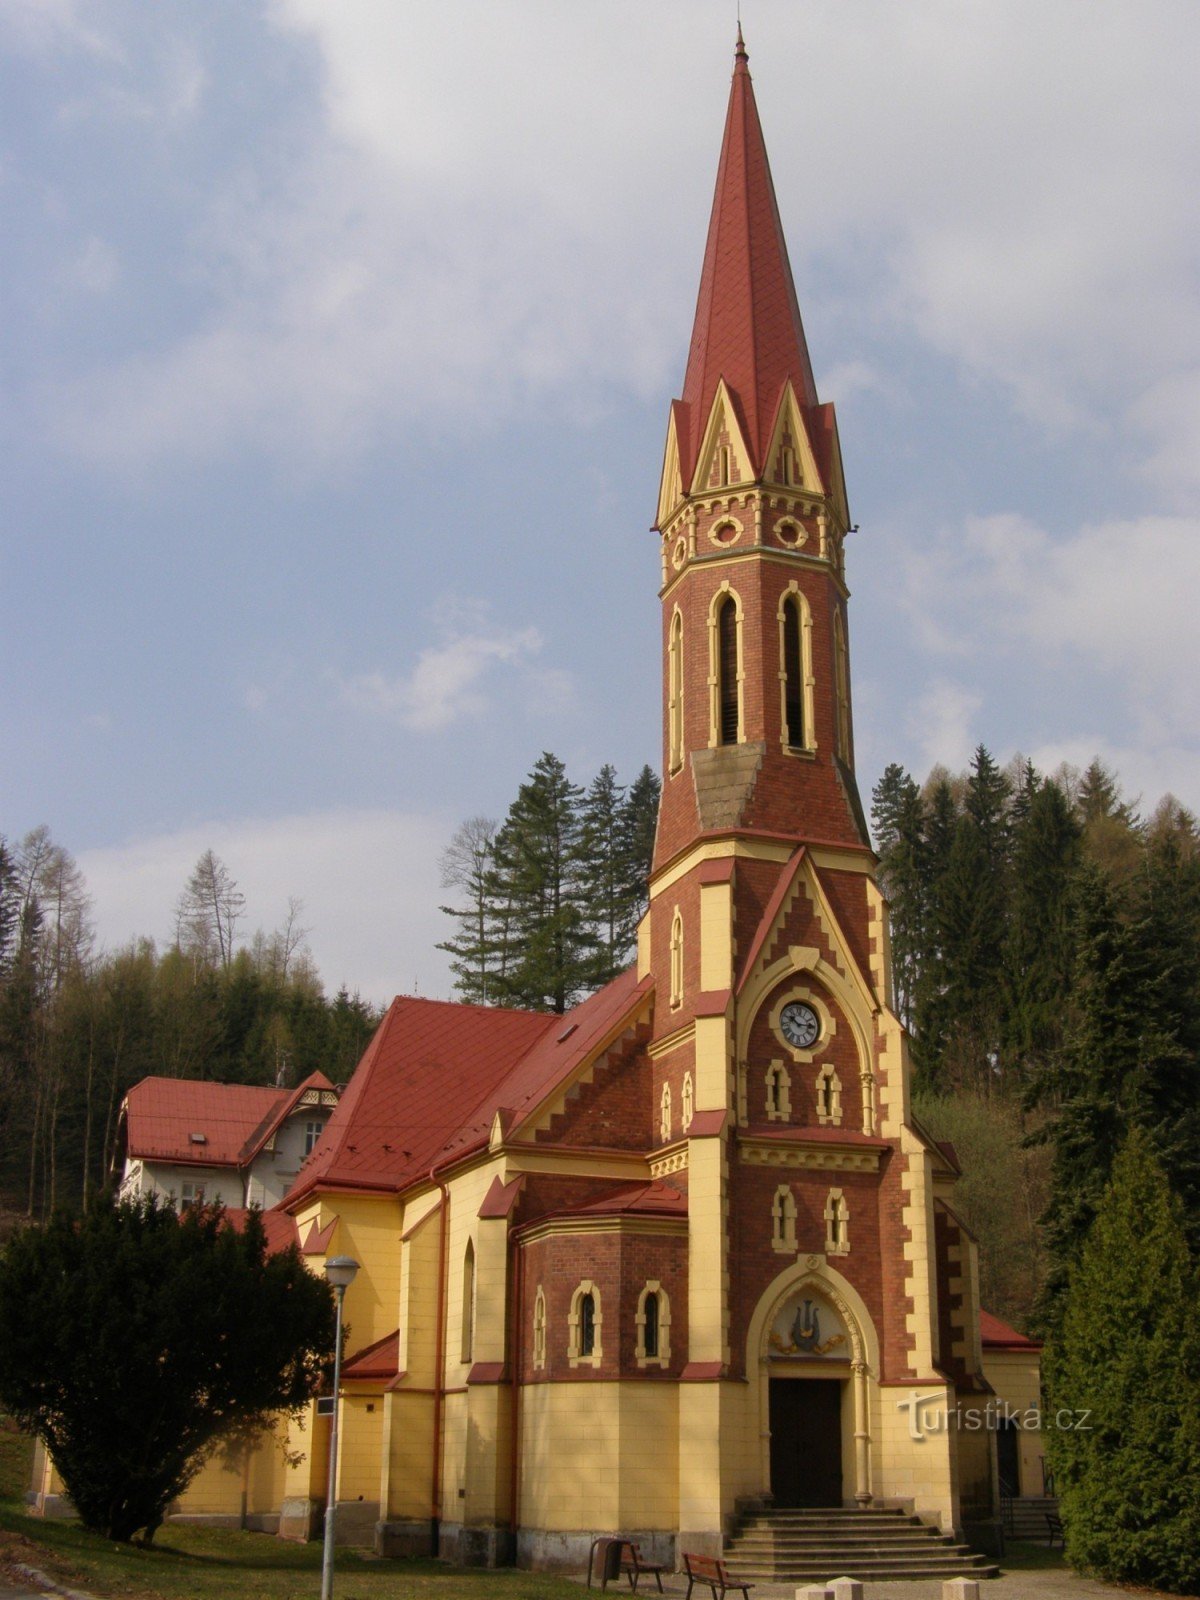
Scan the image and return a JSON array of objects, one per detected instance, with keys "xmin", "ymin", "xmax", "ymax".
[
  {"xmin": 784, "ymin": 597, "xmax": 803, "ymax": 747},
  {"xmin": 718, "ymin": 596, "xmax": 738, "ymax": 744}
]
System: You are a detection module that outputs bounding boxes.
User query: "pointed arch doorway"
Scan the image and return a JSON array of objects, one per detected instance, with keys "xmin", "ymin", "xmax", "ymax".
[{"xmin": 749, "ymin": 1271, "xmax": 877, "ymax": 1510}]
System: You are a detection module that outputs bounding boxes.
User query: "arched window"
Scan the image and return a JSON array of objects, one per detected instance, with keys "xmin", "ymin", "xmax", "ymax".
[
  {"xmin": 668, "ymin": 608, "xmax": 684, "ymax": 774},
  {"xmin": 669, "ymin": 908, "xmax": 683, "ymax": 1009},
  {"xmin": 783, "ymin": 597, "xmax": 803, "ymax": 747},
  {"xmin": 580, "ymin": 1293, "xmax": 596, "ymax": 1355},
  {"xmin": 460, "ymin": 1239, "xmax": 475, "ymax": 1363},
  {"xmin": 772, "ymin": 1185, "xmax": 797, "ymax": 1253},
  {"xmin": 660, "ymin": 1081, "xmax": 672, "ymax": 1143},
  {"xmin": 644, "ymin": 1291, "xmax": 659, "ymax": 1356},
  {"xmin": 681, "ymin": 1071, "xmax": 694, "ymax": 1131},
  {"xmin": 636, "ymin": 1280, "xmax": 671, "ymax": 1367},
  {"xmin": 766, "ymin": 1061, "xmax": 791, "ymax": 1123},
  {"xmin": 569, "ymin": 1280, "xmax": 602, "ymax": 1366},
  {"xmin": 834, "ymin": 610, "xmax": 852, "ymax": 763},
  {"xmin": 816, "ymin": 1065, "xmax": 842, "ymax": 1127},
  {"xmin": 777, "ymin": 584, "xmax": 814, "ymax": 754},
  {"xmin": 532, "ymin": 1285, "xmax": 546, "ymax": 1371},
  {"xmin": 825, "ymin": 1189, "xmax": 850, "ymax": 1256},
  {"xmin": 718, "ymin": 595, "xmax": 739, "ymax": 745}
]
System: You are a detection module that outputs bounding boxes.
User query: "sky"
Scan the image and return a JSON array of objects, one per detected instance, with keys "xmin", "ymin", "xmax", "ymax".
[{"xmin": 2, "ymin": 0, "xmax": 1198, "ymax": 1005}]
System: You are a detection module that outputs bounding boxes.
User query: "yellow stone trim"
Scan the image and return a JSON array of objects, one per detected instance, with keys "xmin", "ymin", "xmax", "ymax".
[
  {"xmin": 689, "ymin": 378, "xmax": 754, "ymax": 498},
  {"xmin": 776, "ymin": 580, "xmax": 817, "ymax": 756},
  {"xmin": 649, "ymin": 1144, "xmax": 689, "ymax": 1178},
  {"xmin": 771, "ymin": 1184, "xmax": 798, "ymax": 1252},
  {"xmin": 568, "ymin": 1279, "xmax": 602, "ymax": 1369},
  {"xmin": 656, "ymin": 404, "xmax": 684, "ymax": 531},
  {"xmin": 519, "ymin": 1214, "xmax": 689, "ymax": 1246},
  {"xmin": 762, "ymin": 378, "xmax": 823, "ymax": 497},
  {"xmin": 532, "ymin": 1284, "xmax": 547, "ymax": 1371},
  {"xmin": 635, "ymin": 1280, "xmax": 672, "ymax": 1368},
  {"xmin": 647, "ymin": 1021, "xmax": 695, "ymax": 1059},
  {"xmin": 668, "ymin": 606, "xmax": 685, "ymax": 775},
  {"xmin": 824, "ymin": 1188, "xmax": 850, "ymax": 1256},
  {"xmin": 501, "ymin": 1147, "xmax": 650, "ymax": 1182},
  {"xmin": 658, "ymin": 544, "xmax": 850, "ymax": 606},
  {"xmin": 706, "ymin": 580, "xmax": 746, "ymax": 748},
  {"xmin": 669, "ymin": 905, "xmax": 684, "ymax": 1009},
  {"xmin": 649, "ymin": 836, "xmax": 793, "ymax": 901},
  {"xmin": 764, "ymin": 1058, "xmax": 792, "ymax": 1122},
  {"xmin": 738, "ymin": 1139, "xmax": 881, "ymax": 1173},
  {"xmin": 517, "ymin": 988, "xmax": 654, "ymax": 1138},
  {"xmin": 707, "ymin": 511, "xmax": 746, "ymax": 549}
]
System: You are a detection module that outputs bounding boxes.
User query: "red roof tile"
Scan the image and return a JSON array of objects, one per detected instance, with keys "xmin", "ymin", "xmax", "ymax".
[
  {"xmin": 678, "ymin": 31, "xmax": 819, "ymax": 483},
  {"xmin": 123, "ymin": 1078, "xmax": 288, "ymax": 1167},
  {"xmin": 342, "ymin": 1330, "xmax": 400, "ymax": 1381},
  {"xmin": 563, "ymin": 1180, "xmax": 688, "ymax": 1221},
  {"xmin": 980, "ymin": 1309, "xmax": 1042, "ymax": 1351},
  {"xmin": 222, "ymin": 1206, "xmax": 300, "ymax": 1255},
  {"xmin": 284, "ymin": 997, "xmax": 557, "ymax": 1204},
  {"xmin": 284, "ymin": 970, "xmax": 652, "ymax": 1206}
]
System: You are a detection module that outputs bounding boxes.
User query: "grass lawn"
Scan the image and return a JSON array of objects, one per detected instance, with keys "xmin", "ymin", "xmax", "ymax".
[{"xmin": 0, "ymin": 1416, "xmax": 583, "ymax": 1600}]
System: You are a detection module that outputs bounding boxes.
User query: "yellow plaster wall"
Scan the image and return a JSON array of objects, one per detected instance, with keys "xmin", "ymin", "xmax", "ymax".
[
  {"xmin": 396, "ymin": 1197, "xmax": 442, "ymax": 1382},
  {"xmin": 872, "ymin": 1383, "xmax": 959, "ymax": 1531},
  {"xmin": 337, "ymin": 1392, "xmax": 385, "ymax": 1503},
  {"xmin": 687, "ymin": 1134, "xmax": 728, "ymax": 1366},
  {"xmin": 699, "ymin": 879, "xmax": 734, "ymax": 991},
  {"xmin": 983, "ymin": 1348, "xmax": 1045, "ymax": 1498},
  {"xmin": 519, "ymin": 1382, "xmax": 678, "ymax": 1531},
  {"xmin": 383, "ymin": 1390, "xmax": 436, "ymax": 1519},
  {"xmin": 465, "ymin": 1383, "xmax": 514, "ymax": 1525}
]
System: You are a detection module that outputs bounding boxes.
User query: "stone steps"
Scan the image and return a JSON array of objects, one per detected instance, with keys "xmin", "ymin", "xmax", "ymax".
[{"xmin": 723, "ymin": 1507, "xmax": 1000, "ymax": 1582}]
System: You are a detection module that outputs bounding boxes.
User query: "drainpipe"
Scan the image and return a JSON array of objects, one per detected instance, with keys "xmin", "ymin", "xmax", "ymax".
[
  {"xmin": 508, "ymin": 1231, "xmax": 523, "ymax": 1543},
  {"xmin": 429, "ymin": 1168, "xmax": 450, "ymax": 1557}
]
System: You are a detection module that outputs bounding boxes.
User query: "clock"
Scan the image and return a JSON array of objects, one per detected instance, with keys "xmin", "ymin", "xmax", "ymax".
[{"xmin": 779, "ymin": 1001, "xmax": 820, "ymax": 1050}]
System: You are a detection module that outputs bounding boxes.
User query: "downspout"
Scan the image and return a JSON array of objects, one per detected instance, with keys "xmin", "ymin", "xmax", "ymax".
[
  {"xmin": 429, "ymin": 1168, "xmax": 450, "ymax": 1557},
  {"xmin": 508, "ymin": 1230, "xmax": 523, "ymax": 1544}
]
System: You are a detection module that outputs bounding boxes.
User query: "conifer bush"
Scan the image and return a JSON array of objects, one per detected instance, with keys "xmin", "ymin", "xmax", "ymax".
[{"xmin": 1044, "ymin": 1130, "xmax": 1200, "ymax": 1592}]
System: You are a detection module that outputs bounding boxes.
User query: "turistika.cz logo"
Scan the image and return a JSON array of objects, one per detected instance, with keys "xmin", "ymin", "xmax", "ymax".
[{"xmin": 896, "ymin": 1393, "xmax": 1091, "ymax": 1441}]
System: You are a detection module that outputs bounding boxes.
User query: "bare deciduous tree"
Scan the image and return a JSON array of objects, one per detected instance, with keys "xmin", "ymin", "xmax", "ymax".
[{"xmin": 175, "ymin": 850, "xmax": 245, "ymax": 972}]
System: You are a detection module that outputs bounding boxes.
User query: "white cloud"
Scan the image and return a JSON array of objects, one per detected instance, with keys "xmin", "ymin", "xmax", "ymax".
[
  {"xmin": 37, "ymin": 3, "xmax": 1200, "ymax": 483},
  {"xmin": 336, "ymin": 600, "xmax": 546, "ymax": 732},
  {"xmin": 909, "ymin": 679, "xmax": 982, "ymax": 773},
  {"xmin": 77, "ymin": 808, "xmax": 454, "ymax": 1006}
]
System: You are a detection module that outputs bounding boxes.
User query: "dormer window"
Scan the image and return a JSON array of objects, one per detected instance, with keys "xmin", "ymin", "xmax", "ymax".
[{"xmin": 304, "ymin": 1120, "xmax": 323, "ymax": 1155}]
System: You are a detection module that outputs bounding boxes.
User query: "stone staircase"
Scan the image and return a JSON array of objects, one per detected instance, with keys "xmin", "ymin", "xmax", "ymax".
[
  {"xmin": 1003, "ymin": 1496, "xmax": 1059, "ymax": 1541},
  {"xmin": 723, "ymin": 1507, "xmax": 1001, "ymax": 1582}
]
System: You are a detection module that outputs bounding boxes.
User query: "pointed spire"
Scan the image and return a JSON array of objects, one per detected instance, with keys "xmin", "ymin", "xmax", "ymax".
[{"xmin": 678, "ymin": 33, "xmax": 819, "ymax": 482}]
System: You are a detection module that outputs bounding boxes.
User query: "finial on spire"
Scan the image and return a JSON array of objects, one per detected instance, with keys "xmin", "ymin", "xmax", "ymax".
[{"xmin": 735, "ymin": 20, "xmax": 747, "ymax": 63}]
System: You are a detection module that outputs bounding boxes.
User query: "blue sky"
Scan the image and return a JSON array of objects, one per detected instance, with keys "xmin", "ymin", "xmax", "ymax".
[{"xmin": 2, "ymin": 0, "xmax": 1198, "ymax": 1003}]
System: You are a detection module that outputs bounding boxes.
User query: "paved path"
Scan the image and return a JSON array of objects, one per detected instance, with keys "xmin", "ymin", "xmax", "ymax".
[{"xmin": 583, "ymin": 1564, "xmax": 1144, "ymax": 1600}]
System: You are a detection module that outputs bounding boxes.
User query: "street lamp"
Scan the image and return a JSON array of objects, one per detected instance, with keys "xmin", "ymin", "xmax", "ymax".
[{"xmin": 321, "ymin": 1255, "xmax": 359, "ymax": 1600}]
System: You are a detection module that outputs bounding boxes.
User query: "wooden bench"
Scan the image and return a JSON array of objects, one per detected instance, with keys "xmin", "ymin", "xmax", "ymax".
[
  {"xmin": 1046, "ymin": 1511, "xmax": 1064, "ymax": 1548},
  {"xmin": 619, "ymin": 1540, "xmax": 666, "ymax": 1592},
  {"xmin": 683, "ymin": 1552, "xmax": 755, "ymax": 1599}
]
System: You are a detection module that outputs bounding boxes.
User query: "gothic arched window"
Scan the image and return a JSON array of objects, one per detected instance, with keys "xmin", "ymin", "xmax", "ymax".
[
  {"xmin": 668, "ymin": 608, "xmax": 685, "ymax": 773},
  {"xmin": 718, "ymin": 594, "xmax": 739, "ymax": 745},
  {"xmin": 460, "ymin": 1239, "xmax": 475, "ymax": 1363}
]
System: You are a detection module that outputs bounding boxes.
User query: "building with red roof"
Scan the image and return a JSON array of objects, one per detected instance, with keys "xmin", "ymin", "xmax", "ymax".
[
  {"xmin": 68, "ymin": 31, "xmax": 1037, "ymax": 1577},
  {"xmin": 116, "ymin": 1070, "xmax": 340, "ymax": 1211}
]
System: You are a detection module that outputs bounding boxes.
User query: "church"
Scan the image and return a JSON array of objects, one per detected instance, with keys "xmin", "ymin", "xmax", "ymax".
[{"xmin": 35, "ymin": 31, "xmax": 1018, "ymax": 1577}]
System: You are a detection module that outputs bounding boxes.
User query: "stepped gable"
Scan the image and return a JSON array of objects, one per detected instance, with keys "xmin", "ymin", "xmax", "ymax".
[
  {"xmin": 285, "ymin": 969, "xmax": 652, "ymax": 1205},
  {"xmin": 122, "ymin": 1076, "xmax": 288, "ymax": 1167},
  {"xmin": 284, "ymin": 997, "xmax": 554, "ymax": 1203},
  {"xmin": 677, "ymin": 26, "xmax": 819, "ymax": 485},
  {"xmin": 487, "ymin": 966, "xmax": 653, "ymax": 1143}
]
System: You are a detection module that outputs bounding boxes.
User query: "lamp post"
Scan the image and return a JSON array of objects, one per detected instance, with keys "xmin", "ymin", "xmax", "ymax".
[{"xmin": 321, "ymin": 1255, "xmax": 359, "ymax": 1600}]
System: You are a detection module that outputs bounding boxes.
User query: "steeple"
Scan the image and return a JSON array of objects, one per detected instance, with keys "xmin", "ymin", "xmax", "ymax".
[{"xmin": 677, "ymin": 31, "xmax": 819, "ymax": 486}]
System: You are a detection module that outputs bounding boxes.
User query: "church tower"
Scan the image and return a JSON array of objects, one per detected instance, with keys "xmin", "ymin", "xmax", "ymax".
[{"xmin": 641, "ymin": 31, "xmax": 990, "ymax": 1552}]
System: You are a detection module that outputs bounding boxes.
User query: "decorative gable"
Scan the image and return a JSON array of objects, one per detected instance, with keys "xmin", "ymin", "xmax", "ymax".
[{"xmin": 689, "ymin": 380, "xmax": 755, "ymax": 496}]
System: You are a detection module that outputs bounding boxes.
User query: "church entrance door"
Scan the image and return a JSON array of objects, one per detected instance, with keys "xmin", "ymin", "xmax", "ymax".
[{"xmin": 769, "ymin": 1378, "xmax": 843, "ymax": 1507}]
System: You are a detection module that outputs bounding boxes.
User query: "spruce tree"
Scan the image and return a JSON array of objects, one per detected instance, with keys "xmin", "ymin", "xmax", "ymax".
[
  {"xmin": 1003, "ymin": 777, "xmax": 1081, "ymax": 1093},
  {"xmin": 579, "ymin": 765, "xmax": 630, "ymax": 987},
  {"xmin": 871, "ymin": 764, "xmax": 927, "ymax": 1031},
  {"xmin": 1044, "ymin": 1130, "xmax": 1200, "ymax": 1593},
  {"xmin": 436, "ymin": 817, "xmax": 501, "ymax": 1005},
  {"xmin": 488, "ymin": 753, "xmax": 593, "ymax": 1013}
]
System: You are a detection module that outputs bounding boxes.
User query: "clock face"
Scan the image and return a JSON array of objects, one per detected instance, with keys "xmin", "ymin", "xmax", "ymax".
[{"xmin": 779, "ymin": 1001, "xmax": 820, "ymax": 1050}]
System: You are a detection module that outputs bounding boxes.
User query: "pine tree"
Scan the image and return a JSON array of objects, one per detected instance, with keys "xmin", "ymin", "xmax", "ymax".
[
  {"xmin": 1044, "ymin": 1131, "xmax": 1200, "ymax": 1592},
  {"xmin": 621, "ymin": 765, "xmax": 660, "ymax": 919},
  {"xmin": 488, "ymin": 753, "xmax": 593, "ymax": 1013}
]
